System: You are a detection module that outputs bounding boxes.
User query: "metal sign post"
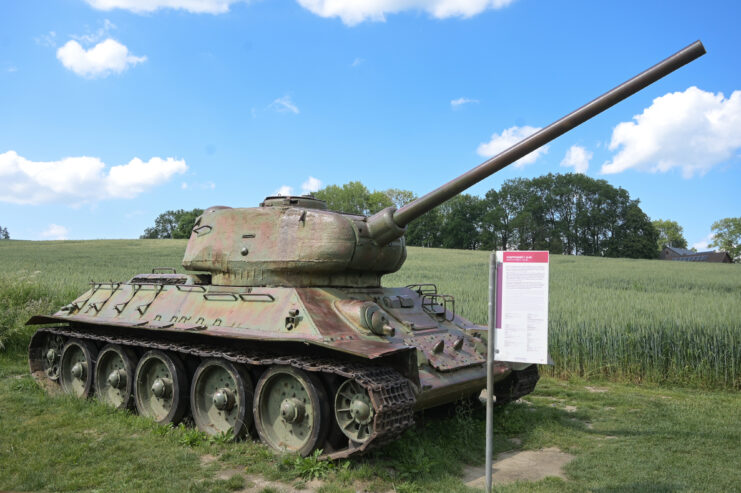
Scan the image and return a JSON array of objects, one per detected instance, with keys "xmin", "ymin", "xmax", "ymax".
[
  {"xmin": 485, "ymin": 252, "xmax": 497, "ymax": 492},
  {"xmin": 486, "ymin": 251, "xmax": 550, "ymax": 492}
]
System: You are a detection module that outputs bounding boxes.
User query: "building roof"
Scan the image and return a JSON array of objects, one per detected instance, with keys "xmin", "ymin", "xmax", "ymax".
[
  {"xmin": 669, "ymin": 251, "xmax": 733, "ymax": 263},
  {"xmin": 664, "ymin": 245, "xmax": 697, "ymax": 256},
  {"xmin": 662, "ymin": 245, "xmax": 732, "ymax": 263}
]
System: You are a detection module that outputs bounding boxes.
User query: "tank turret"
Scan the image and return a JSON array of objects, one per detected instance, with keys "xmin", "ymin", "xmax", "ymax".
[{"xmin": 181, "ymin": 198, "xmax": 407, "ymax": 287}]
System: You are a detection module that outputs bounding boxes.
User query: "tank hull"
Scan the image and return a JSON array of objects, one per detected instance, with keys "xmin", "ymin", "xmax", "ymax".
[{"xmin": 28, "ymin": 275, "xmax": 537, "ymax": 457}]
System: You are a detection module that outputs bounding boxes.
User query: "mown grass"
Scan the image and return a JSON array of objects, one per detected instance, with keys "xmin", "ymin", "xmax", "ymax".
[{"xmin": 1, "ymin": 358, "xmax": 739, "ymax": 492}]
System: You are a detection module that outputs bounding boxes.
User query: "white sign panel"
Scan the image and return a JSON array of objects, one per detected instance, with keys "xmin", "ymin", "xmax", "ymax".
[{"xmin": 494, "ymin": 251, "xmax": 549, "ymax": 364}]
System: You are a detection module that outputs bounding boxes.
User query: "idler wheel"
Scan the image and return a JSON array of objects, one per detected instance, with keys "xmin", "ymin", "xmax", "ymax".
[
  {"xmin": 41, "ymin": 334, "xmax": 65, "ymax": 381},
  {"xmin": 334, "ymin": 379, "xmax": 375, "ymax": 444},
  {"xmin": 59, "ymin": 339, "xmax": 98, "ymax": 398},
  {"xmin": 191, "ymin": 359, "xmax": 253, "ymax": 440},
  {"xmin": 94, "ymin": 344, "xmax": 137, "ymax": 410},
  {"xmin": 253, "ymin": 366, "xmax": 329, "ymax": 457},
  {"xmin": 134, "ymin": 350, "xmax": 188, "ymax": 425}
]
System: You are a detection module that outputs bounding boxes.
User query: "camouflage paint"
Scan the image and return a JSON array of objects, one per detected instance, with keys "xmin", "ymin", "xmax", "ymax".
[{"xmin": 29, "ymin": 273, "xmax": 508, "ymax": 409}]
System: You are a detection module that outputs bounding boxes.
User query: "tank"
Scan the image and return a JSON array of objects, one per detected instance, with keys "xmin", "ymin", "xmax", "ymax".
[{"xmin": 28, "ymin": 41, "xmax": 705, "ymax": 458}]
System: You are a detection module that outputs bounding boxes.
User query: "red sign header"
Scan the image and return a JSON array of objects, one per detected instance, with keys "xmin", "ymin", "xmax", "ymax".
[{"xmin": 502, "ymin": 251, "xmax": 549, "ymax": 263}]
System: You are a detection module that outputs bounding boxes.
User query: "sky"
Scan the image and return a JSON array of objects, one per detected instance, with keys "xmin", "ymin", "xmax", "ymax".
[{"xmin": 1, "ymin": 0, "xmax": 739, "ymax": 250}]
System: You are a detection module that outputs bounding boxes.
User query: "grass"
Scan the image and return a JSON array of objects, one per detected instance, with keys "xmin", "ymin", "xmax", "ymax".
[
  {"xmin": 0, "ymin": 239, "xmax": 740, "ymax": 491},
  {"xmin": 1, "ymin": 356, "xmax": 739, "ymax": 492}
]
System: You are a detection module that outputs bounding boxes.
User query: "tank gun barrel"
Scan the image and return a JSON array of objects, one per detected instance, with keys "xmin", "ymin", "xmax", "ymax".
[{"xmin": 366, "ymin": 40, "xmax": 705, "ymax": 245}]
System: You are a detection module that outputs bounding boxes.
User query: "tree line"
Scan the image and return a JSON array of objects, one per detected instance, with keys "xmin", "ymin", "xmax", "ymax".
[
  {"xmin": 139, "ymin": 175, "xmax": 740, "ymax": 261},
  {"xmin": 318, "ymin": 173, "xmax": 660, "ymax": 259},
  {"xmin": 140, "ymin": 209, "xmax": 204, "ymax": 239}
]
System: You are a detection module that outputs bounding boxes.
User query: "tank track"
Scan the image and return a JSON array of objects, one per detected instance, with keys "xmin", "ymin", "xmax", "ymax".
[{"xmin": 30, "ymin": 326, "xmax": 416, "ymax": 460}]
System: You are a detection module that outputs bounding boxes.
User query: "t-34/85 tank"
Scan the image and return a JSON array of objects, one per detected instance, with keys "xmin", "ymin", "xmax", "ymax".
[{"xmin": 28, "ymin": 41, "xmax": 704, "ymax": 458}]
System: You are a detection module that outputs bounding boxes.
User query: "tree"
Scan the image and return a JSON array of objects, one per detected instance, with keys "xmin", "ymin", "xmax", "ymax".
[
  {"xmin": 0, "ymin": 226, "xmax": 8, "ymax": 240},
  {"xmin": 383, "ymin": 188, "xmax": 416, "ymax": 209},
  {"xmin": 477, "ymin": 173, "xmax": 655, "ymax": 258},
  {"xmin": 606, "ymin": 202, "xmax": 659, "ymax": 259},
  {"xmin": 306, "ymin": 175, "xmax": 659, "ymax": 259},
  {"xmin": 314, "ymin": 182, "xmax": 372, "ymax": 215},
  {"xmin": 479, "ymin": 189, "xmax": 506, "ymax": 250},
  {"xmin": 141, "ymin": 209, "xmax": 204, "ymax": 239},
  {"xmin": 438, "ymin": 194, "xmax": 484, "ymax": 250},
  {"xmin": 652, "ymin": 219, "xmax": 688, "ymax": 251},
  {"xmin": 367, "ymin": 191, "xmax": 394, "ymax": 215},
  {"xmin": 709, "ymin": 217, "xmax": 741, "ymax": 261},
  {"xmin": 314, "ymin": 182, "xmax": 416, "ymax": 216},
  {"xmin": 406, "ymin": 206, "xmax": 442, "ymax": 247}
]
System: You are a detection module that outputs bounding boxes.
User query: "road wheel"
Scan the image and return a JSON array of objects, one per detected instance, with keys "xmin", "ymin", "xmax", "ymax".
[
  {"xmin": 253, "ymin": 366, "xmax": 329, "ymax": 456},
  {"xmin": 60, "ymin": 339, "xmax": 98, "ymax": 398},
  {"xmin": 41, "ymin": 334, "xmax": 66, "ymax": 381},
  {"xmin": 191, "ymin": 359, "xmax": 253, "ymax": 439},
  {"xmin": 95, "ymin": 344, "xmax": 137, "ymax": 409},
  {"xmin": 134, "ymin": 350, "xmax": 188, "ymax": 425},
  {"xmin": 334, "ymin": 379, "xmax": 375, "ymax": 444}
]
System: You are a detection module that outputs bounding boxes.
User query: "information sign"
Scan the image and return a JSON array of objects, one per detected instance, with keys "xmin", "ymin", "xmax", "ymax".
[{"xmin": 493, "ymin": 251, "xmax": 550, "ymax": 365}]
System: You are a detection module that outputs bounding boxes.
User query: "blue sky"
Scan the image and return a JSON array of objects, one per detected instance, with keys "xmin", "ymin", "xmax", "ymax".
[{"xmin": 1, "ymin": 0, "xmax": 739, "ymax": 250}]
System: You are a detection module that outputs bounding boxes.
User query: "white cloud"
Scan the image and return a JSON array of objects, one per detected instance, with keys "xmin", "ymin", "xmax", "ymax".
[
  {"xmin": 84, "ymin": 0, "xmax": 515, "ymax": 21},
  {"xmin": 602, "ymin": 87, "xmax": 741, "ymax": 178},
  {"xmin": 451, "ymin": 97, "xmax": 479, "ymax": 109},
  {"xmin": 7, "ymin": 66, "xmax": 17, "ymax": 73},
  {"xmin": 301, "ymin": 176, "xmax": 322, "ymax": 193},
  {"xmin": 57, "ymin": 38, "xmax": 146, "ymax": 78},
  {"xmin": 0, "ymin": 151, "xmax": 187, "ymax": 206},
  {"xmin": 692, "ymin": 233, "xmax": 715, "ymax": 252},
  {"xmin": 351, "ymin": 57, "xmax": 364, "ymax": 68},
  {"xmin": 35, "ymin": 31, "xmax": 57, "ymax": 48},
  {"xmin": 274, "ymin": 185, "xmax": 294, "ymax": 196},
  {"xmin": 271, "ymin": 95, "xmax": 300, "ymax": 114},
  {"xmin": 296, "ymin": 0, "xmax": 516, "ymax": 25},
  {"xmin": 273, "ymin": 177, "xmax": 321, "ymax": 197},
  {"xmin": 476, "ymin": 125, "xmax": 548, "ymax": 167},
  {"xmin": 560, "ymin": 145, "xmax": 592, "ymax": 174},
  {"xmin": 41, "ymin": 224, "xmax": 69, "ymax": 240},
  {"xmin": 84, "ymin": 0, "xmax": 245, "ymax": 13},
  {"xmin": 72, "ymin": 19, "xmax": 116, "ymax": 45}
]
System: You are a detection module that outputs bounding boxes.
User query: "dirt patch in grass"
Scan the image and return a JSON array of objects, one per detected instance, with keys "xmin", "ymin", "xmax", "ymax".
[
  {"xmin": 463, "ymin": 447, "xmax": 575, "ymax": 488},
  {"xmin": 585, "ymin": 386, "xmax": 608, "ymax": 393},
  {"xmin": 216, "ymin": 468, "xmax": 245, "ymax": 481},
  {"xmin": 234, "ymin": 474, "xmax": 324, "ymax": 493},
  {"xmin": 200, "ymin": 454, "xmax": 218, "ymax": 466},
  {"xmin": 31, "ymin": 371, "xmax": 62, "ymax": 395}
]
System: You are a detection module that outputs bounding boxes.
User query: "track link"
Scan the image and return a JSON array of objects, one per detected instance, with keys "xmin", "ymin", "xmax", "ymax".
[{"xmin": 29, "ymin": 326, "xmax": 416, "ymax": 460}]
